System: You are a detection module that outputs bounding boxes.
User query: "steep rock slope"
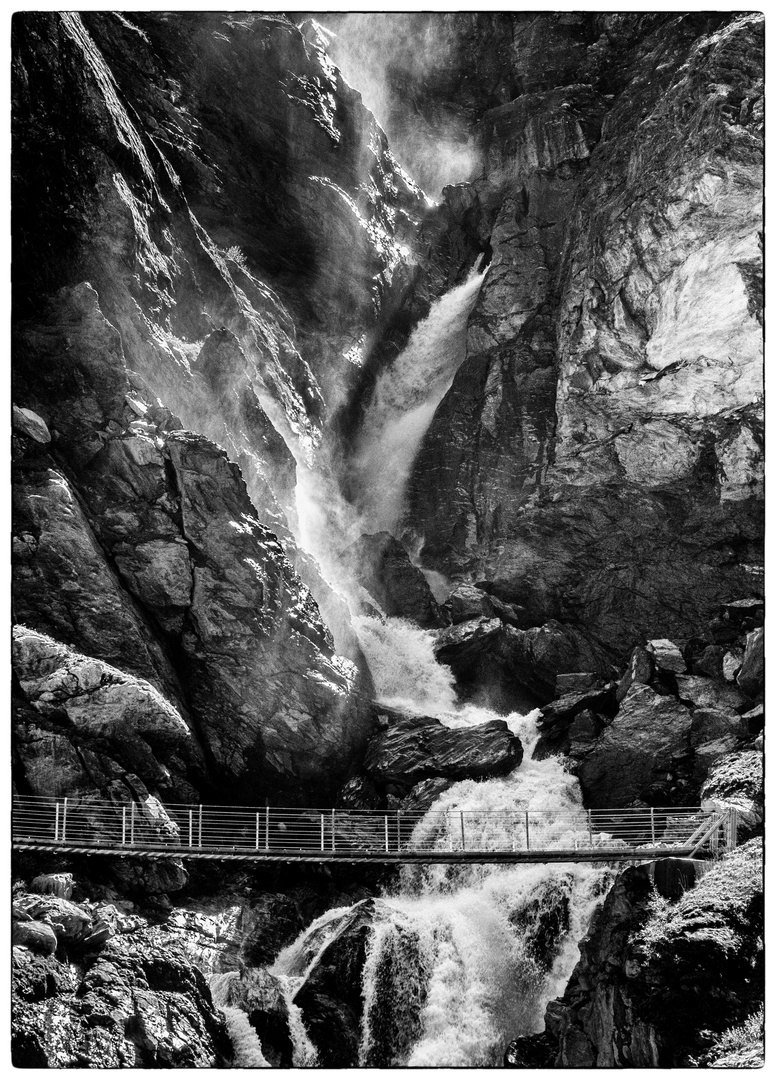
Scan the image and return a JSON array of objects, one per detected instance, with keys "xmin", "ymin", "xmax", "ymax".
[
  {"xmin": 12, "ymin": 12, "xmax": 434, "ymax": 801},
  {"xmin": 403, "ymin": 13, "xmax": 763, "ymax": 654}
]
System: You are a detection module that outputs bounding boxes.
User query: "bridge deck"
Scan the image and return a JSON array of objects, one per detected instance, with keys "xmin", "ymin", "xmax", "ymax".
[{"xmin": 12, "ymin": 797, "xmax": 737, "ymax": 865}]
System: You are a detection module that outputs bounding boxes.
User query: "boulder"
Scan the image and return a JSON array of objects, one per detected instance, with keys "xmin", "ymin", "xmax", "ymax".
[
  {"xmin": 736, "ymin": 627, "xmax": 764, "ymax": 699},
  {"xmin": 534, "ymin": 685, "xmax": 618, "ymax": 758},
  {"xmin": 576, "ymin": 684, "xmax": 693, "ymax": 809},
  {"xmin": 645, "ymin": 639, "xmax": 686, "ymax": 675},
  {"xmin": 363, "ymin": 713, "xmax": 522, "ymax": 794},
  {"xmin": 12, "ymin": 919, "xmax": 58, "ymax": 956},
  {"xmin": 341, "ymin": 532, "xmax": 443, "ymax": 628},
  {"xmin": 722, "ymin": 649, "xmax": 745, "ymax": 682},
  {"xmin": 675, "ymin": 675, "xmax": 747, "ymax": 713}
]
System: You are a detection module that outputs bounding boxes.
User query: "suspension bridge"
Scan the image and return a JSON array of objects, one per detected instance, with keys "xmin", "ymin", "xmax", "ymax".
[{"xmin": 12, "ymin": 796, "xmax": 737, "ymax": 865}]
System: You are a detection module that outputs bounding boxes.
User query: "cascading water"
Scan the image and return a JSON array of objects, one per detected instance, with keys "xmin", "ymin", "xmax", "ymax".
[
  {"xmin": 267, "ymin": 631, "xmax": 614, "ymax": 1066},
  {"xmin": 209, "ymin": 972, "xmax": 272, "ymax": 1068},
  {"xmin": 350, "ymin": 264, "xmax": 486, "ymax": 536},
  {"xmin": 223, "ymin": 240, "xmax": 609, "ymax": 1065}
]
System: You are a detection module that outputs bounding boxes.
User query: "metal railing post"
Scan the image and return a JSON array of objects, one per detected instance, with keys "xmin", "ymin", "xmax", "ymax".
[
  {"xmin": 587, "ymin": 810, "xmax": 593, "ymax": 847},
  {"xmin": 54, "ymin": 801, "xmax": 60, "ymax": 843},
  {"xmin": 460, "ymin": 811, "xmax": 466, "ymax": 851},
  {"xmin": 384, "ymin": 815, "xmax": 389, "ymax": 853},
  {"xmin": 198, "ymin": 805, "xmax": 202, "ymax": 848},
  {"xmin": 650, "ymin": 808, "xmax": 656, "ymax": 845},
  {"xmin": 122, "ymin": 806, "xmax": 127, "ymax": 845},
  {"xmin": 265, "ymin": 805, "xmax": 269, "ymax": 851},
  {"xmin": 130, "ymin": 802, "xmax": 135, "ymax": 846},
  {"xmin": 255, "ymin": 813, "xmax": 260, "ymax": 850},
  {"xmin": 61, "ymin": 798, "xmax": 68, "ymax": 842},
  {"xmin": 397, "ymin": 809, "xmax": 402, "ymax": 851},
  {"xmin": 320, "ymin": 814, "xmax": 325, "ymax": 852},
  {"xmin": 188, "ymin": 810, "xmax": 193, "ymax": 848},
  {"xmin": 331, "ymin": 809, "xmax": 336, "ymax": 852},
  {"xmin": 524, "ymin": 811, "xmax": 530, "ymax": 850}
]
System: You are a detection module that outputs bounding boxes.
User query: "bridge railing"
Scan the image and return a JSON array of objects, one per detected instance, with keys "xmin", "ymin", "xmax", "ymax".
[{"xmin": 11, "ymin": 796, "xmax": 736, "ymax": 857}]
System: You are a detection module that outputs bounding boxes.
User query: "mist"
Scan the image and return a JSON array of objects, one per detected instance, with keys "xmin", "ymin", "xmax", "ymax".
[{"xmin": 306, "ymin": 13, "xmax": 482, "ymax": 196}]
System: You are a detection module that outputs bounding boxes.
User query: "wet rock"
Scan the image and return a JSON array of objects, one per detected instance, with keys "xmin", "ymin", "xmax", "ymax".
[
  {"xmin": 689, "ymin": 708, "xmax": 747, "ymax": 747},
  {"xmin": 399, "ymin": 776, "xmax": 455, "ymax": 815},
  {"xmin": 736, "ymin": 627, "xmax": 764, "ymax": 699},
  {"xmin": 444, "ymin": 583, "xmax": 529, "ymax": 629},
  {"xmin": 701, "ymin": 751, "xmax": 763, "ymax": 832},
  {"xmin": 576, "ymin": 684, "xmax": 693, "ymax": 809},
  {"xmin": 341, "ymin": 532, "xmax": 443, "ymax": 628},
  {"xmin": 216, "ymin": 968, "xmax": 294, "ymax": 1067},
  {"xmin": 363, "ymin": 713, "xmax": 522, "ymax": 794}
]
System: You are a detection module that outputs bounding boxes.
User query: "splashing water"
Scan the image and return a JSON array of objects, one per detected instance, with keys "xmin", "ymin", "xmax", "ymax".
[
  {"xmin": 350, "ymin": 267, "xmax": 486, "ymax": 536},
  {"xmin": 209, "ymin": 973, "xmax": 271, "ymax": 1068}
]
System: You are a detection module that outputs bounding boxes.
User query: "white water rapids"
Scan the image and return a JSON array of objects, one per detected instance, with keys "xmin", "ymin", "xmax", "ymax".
[{"xmin": 210, "ymin": 268, "xmax": 613, "ymax": 1065}]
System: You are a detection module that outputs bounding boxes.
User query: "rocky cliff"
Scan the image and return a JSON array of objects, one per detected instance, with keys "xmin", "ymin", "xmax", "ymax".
[{"xmin": 398, "ymin": 13, "xmax": 763, "ymax": 655}]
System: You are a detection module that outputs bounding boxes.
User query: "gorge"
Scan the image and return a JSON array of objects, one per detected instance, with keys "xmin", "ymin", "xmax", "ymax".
[{"xmin": 11, "ymin": 10, "xmax": 763, "ymax": 1069}]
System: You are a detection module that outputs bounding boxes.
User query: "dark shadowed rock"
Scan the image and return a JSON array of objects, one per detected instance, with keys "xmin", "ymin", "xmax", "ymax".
[
  {"xmin": 434, "ymin": 616, "xmax": 610, "ymax": 708},
  {"xmin": 576, "ymin": 684, "xmax": 693, "ymax": 809},
  {"xmin": 675, "ymin": 674, "xmax": 747, "ymax": 712},
  {"xmin": 12, "ymin": 919, "xmax": 58, "ymax": 956},
  {"xmin": 341, "ymin": 532, "xmax": 443, "ymax": 628},
  {"xmin": 363, "ymin": 712, "xmax": 522, "ymax": 794},
  {"xmin": 30, "ymin": 873, "xmax": 75, "ymax": 900},
  {"xmin": 616, "ymin": 645, "xmax": 654, "ymax": 703}
]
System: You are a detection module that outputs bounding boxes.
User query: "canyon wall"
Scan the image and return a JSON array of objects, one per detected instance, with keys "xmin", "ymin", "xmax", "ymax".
[{"xmin": 400, "ymin": 13, "xmax": 763, "ymax": 656}]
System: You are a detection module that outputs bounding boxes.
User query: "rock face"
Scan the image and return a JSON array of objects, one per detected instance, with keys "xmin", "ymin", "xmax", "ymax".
[
  {"xmin": 12, "ymin": 892, "xmax": 231, "ymax": 1068},
  {"xmin": 532, "ymin": 839, "xmax": 763, "ymax": 1067},
  {"xmin": 12, "ymin": 283, "xmax": 373, "ymax": 804},
  {"xmin": 341, "ymin": 532, "xmax": 443, "ymax": 627},
  {"xmin": 401, "ymin": 13, "xmax": 763, "ymax": 657}
]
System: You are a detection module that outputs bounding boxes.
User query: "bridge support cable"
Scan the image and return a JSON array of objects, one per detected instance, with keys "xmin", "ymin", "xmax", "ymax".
[{"xmin": 11, "ymin": 796, "xmax": 738, "ymax": 865}]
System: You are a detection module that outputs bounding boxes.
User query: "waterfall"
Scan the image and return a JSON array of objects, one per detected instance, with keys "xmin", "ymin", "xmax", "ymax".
[
  {"xmin": 351, "ymin": 266, "xmax": 486, "ymax": 536},
  {"xmin": 209, "ymin": 973, "xmax": 271, "ymax": 1068},
  {"xmin": 274, "ymin": 250, "xmax": 612, "ymax": 1066}
]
